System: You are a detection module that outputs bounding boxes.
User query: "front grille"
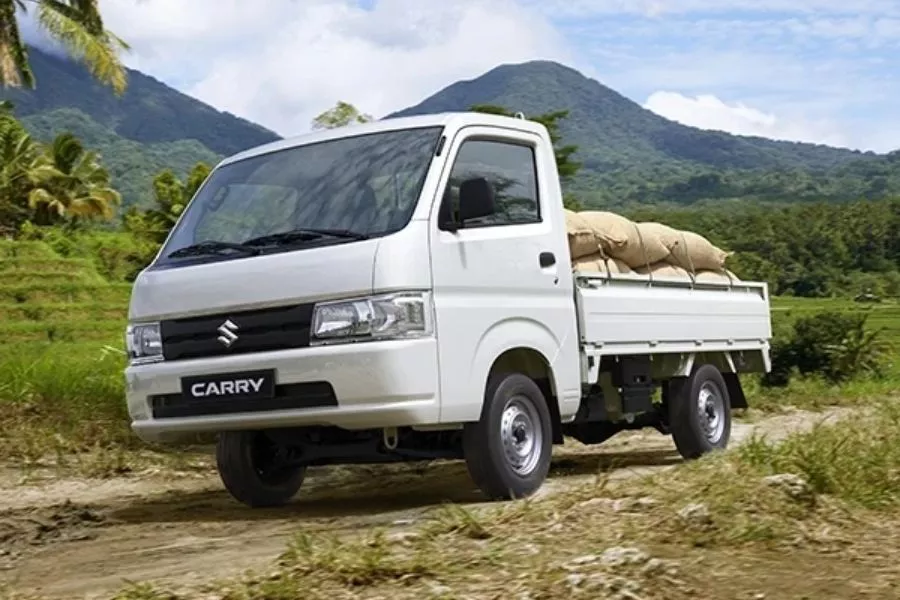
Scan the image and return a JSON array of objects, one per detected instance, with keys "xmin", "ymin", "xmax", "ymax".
[
  {"xmin": 160, "ymin": 303, "xmax": 315, "ymax": 361},
  {"xmin": 150, "ymin": 381, "xmax": 337, "ymax": 419}
]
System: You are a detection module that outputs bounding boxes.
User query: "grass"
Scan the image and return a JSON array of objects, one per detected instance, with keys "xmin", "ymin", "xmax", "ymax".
[{"xmin": 0, "ymin": 343, "xmax": 133, "ymax": 458}]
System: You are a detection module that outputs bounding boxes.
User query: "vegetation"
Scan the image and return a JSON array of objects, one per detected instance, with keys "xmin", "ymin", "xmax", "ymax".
[{"xmin": 311, "ymin": 100, "xmax": 373, "ymax": 129}]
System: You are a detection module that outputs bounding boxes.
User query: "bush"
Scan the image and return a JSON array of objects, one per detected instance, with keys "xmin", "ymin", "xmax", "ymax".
[{"xmin": 764, "ymin": 310, "xmax": 890, "ymax": 387}]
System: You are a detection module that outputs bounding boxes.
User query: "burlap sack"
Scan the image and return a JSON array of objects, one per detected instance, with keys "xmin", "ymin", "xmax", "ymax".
[
  {"xmin": 565, "ymin": 209, "xmax": 599, "ymax": 259},
  {"xmin": 602, "ymin": 222, "xmax": 678, "ymax": 268},
  {"xmin": 634, "ymin": 261, "xmax": 691, "ymax": 280},
  {"xmin": 666, "ymin": 230, "xmax": 730, "ymax": 272},
  {"xmin": 576, "ymin": 211, "xmax": 634, "ymax": 253},
  {"xmin": 572, "ymin": 252, "xmax": 632, "ymax": 275},
  {"xmin": 695, "ymin": 269, "xmax": 740, "ymax": 283}
]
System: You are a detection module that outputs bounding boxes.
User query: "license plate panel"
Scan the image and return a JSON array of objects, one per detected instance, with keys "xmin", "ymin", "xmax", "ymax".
[{"xmin": 181, "ymin": 369, "xmax": 276, "ymax": 401}]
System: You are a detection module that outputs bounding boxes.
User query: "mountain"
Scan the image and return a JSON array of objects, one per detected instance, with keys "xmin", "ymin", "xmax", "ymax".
[
  {"xmin": 389, "ymin": 61, "xmax": 898, "ymax": 207},
  {"xmin": 1, "ymin": 46, "xmax": 282, "ymax": 208},
  {"xmin": 5, "ymin": 50, "xmax": 898, "ymax": 210}
]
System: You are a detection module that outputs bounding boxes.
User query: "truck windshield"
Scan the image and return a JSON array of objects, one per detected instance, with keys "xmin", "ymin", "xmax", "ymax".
[{"xmin": 155, "ymin": 126, "xmax": 444, "ymax": 266}]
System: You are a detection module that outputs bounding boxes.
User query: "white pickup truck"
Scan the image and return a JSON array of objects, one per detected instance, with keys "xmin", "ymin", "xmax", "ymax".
[{"xmin": 124, "ymin": 112, "xmax": 772, "ymax": 508}]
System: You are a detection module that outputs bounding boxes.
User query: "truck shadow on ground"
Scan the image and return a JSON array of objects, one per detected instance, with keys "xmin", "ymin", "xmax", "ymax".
[{"xmin": 106, "ymin": 447, "xmax": 682, "ymax": 526}]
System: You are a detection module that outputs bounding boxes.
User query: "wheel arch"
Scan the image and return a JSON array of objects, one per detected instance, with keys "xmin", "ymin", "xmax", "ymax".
[
  {"xmin": 487, "ymin": 347, "xmax": 564, "ymax": 444},
  {"xmin": 656, "ymin": 352, "xmax": 748, "ymax": 410},
  {"xmin": 461, "ymin": 317, "xmax": 567, "ymax": 444}
]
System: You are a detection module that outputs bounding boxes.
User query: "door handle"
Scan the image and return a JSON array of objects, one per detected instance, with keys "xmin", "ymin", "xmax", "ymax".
[{"xmin": 539, "ymin": 251, "xmax": 556, "ymax": 268}]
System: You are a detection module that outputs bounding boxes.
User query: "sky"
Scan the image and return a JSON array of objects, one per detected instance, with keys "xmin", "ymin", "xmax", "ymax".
[{"xmin": 22, "ymin": 0, "xmax": 900, "ymax": 152}]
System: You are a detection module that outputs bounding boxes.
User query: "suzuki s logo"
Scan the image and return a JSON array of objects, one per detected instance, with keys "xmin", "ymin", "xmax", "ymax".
[{"xmin": 217, "ymin": 319, "xmax": 239, "ymax": 347}]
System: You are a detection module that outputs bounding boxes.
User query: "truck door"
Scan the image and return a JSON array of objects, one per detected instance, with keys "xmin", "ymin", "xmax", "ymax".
[{"xmin": 428, "ymin": 125, "xmax": 581, "ymax": 424}]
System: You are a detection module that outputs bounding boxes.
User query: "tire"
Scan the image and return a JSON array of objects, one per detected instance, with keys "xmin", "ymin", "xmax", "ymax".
[
  {"xmin": 462, "ymin": 372, "xmax": 553, "ymax": 501},
  {"xmin": 668, "ymin": 364, "xmax": 732, "ymax": 460},
  {"xmin": 215, "ymin": 430, "xmax": 306, "ymax": 508}
]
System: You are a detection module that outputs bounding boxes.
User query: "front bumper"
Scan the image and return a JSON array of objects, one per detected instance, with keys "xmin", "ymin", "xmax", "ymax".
[{"xmin": 125, "ymin": 337, "xmax": 440, "ymax": 444}]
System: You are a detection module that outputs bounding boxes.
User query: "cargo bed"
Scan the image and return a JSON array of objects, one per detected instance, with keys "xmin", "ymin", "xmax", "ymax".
[{"xmin": 574, "ymin": 270, "xmax": 771, "ymax": 357}]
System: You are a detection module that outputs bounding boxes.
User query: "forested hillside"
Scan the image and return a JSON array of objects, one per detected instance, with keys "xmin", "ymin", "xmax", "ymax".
[
  {"xmin": 0, "ymin": 46, "xmax": 281, "ymax": 209},
  {"xmin": 3, "ymin": 47, "xmax": 279, "ymax": 154},
  {"xmin": 391, "ymin": 61, "xmax": 900, "ymax": 207}
]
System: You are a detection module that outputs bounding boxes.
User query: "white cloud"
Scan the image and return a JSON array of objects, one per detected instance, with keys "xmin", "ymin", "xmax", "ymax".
[
  {"xmin": 96, "ymin": 0, "xmax": 572, "ymax": 137},
  {"xmin": 643, "ymin": 91, "xmax": 856, "ymax": 148},
  {"xmin": 521, "ymin": 0, "xmax": 900, "ymax": 18}
]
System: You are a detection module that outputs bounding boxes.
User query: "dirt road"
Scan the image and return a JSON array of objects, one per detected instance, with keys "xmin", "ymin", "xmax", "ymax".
[{"xmin": 0, "ymin": 408, "xmax": 853, "ymax": 599}]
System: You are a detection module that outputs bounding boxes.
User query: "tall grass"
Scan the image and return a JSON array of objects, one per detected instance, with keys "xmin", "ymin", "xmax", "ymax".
[
  {"xmin": 738, "ymin": 400, "xmax": 900, "ymax": 509},
  {"xmin": 0, "ymin": 342, "xmax": 134, "ymax": 461}
]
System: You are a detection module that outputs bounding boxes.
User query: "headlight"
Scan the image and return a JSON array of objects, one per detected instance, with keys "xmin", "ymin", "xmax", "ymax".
[
  {"xmin": 312, "ymin": 291, "xmax": 433, "ymax": 343},
  {"xmin": 125, "ymin": 322, "xmax": 164, "ymax": 364}
]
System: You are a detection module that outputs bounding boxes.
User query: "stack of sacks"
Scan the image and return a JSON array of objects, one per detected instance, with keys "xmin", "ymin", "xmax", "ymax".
[{"xmin": 564, "ymin": 209, "xmax": 739, "ymax": 282}]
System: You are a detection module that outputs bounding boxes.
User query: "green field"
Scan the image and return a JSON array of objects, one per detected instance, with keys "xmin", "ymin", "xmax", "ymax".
[
  {"xmin": 771, "ymin": 296, "xmax": 900, "ymax": 349},
  {"xmin": 0, "ymin": 239, "xmax": 896, "ymax": 462},
  {"xmin": 0, "ymin": 240, "xmax": 130, "ymax": 345}
]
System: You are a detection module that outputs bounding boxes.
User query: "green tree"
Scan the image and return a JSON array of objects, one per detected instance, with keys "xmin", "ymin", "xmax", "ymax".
[
  {"xmin": 125, "ymin": 161, "xmax": 211, "ymax": 243},
  {"xmin": 468, "ymin": 104, "xmax": 583, "ymax": 209},
  {"xmin": 0, "ymin": 0, "xmax": 129, "ymax": 94},
  {"xmin": 311, "ymin": 101, "xmax": 373, "ymax": 130},
  {"xmin": 27, "ymin": 130, "xmax": 121, "ymax": 225}
]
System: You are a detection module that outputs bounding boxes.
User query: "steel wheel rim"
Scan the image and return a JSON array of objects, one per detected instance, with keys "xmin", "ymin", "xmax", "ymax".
[
  {"xmin": 500, "ymin": 394, "xmax": 543, "ymax": 477},
  {"xmin": 697, "ymin": 381, "xmax": 726, "ymax": 444}
]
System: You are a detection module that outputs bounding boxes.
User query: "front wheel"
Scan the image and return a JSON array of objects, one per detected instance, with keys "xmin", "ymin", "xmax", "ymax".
[
  {"xmin": 215, "ymin": 430, "xmax": 306, "ymax": 508},
  {"xmin": 668, "ymin": 364, "xmax": 732, "ymax": 459},
  {"xmin": 463, "ymin": 372, "xmax": 553, "ymax": 501}
]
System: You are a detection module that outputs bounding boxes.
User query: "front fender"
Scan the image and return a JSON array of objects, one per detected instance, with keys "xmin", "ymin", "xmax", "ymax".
[{"xmin": 442, "ymin": 317, "xmax": 569, "ymax": 423}]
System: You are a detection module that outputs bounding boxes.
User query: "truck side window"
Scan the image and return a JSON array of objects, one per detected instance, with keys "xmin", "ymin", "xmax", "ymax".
[{"xmin": 440, "ymin": 139, "xmax": 540, "ymax": 228}]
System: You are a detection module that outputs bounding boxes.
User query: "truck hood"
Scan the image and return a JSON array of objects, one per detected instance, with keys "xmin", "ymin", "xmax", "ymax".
[{"xmin": 128, "ymin": 240, "xmax": 378, "ymax": 321}]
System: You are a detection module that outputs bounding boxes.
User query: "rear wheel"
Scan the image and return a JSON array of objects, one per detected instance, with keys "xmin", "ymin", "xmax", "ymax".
[
  {"xmin": 215, "ymin": 430, "xmax": 306, "ymax": 508},
  {"xmin": 668, "ymin": 364, "xmax": 732, "ymax": 459},
  {"xmin": 463, "ymin": 372, "xmax": 553, "ymax": 500}
]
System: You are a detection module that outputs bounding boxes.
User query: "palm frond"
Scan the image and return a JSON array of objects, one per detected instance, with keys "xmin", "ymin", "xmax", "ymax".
[
  {"xmin": 37, "ymin": 0, "xmax": 128, "ymax": 95},
  {"xmin": 27, "ymin": 186, "xmax": 59, "ymax": 211}
]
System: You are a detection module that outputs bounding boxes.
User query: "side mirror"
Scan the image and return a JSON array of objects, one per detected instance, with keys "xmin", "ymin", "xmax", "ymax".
[{"xmin": 458, "ymin": 177, "xmax": 496, "ymax": 223}]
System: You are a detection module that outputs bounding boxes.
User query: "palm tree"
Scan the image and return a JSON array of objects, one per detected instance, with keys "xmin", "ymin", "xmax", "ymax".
[
  {"xmin": 0, "ymin": 103, "xmax": 43, "ymax": 232},
  {"xmin": 28, "ymin": 131, "xmax": 121, "ymax": 225},
  {"xmin": 0, "ymin": 0, "xmax": 129, "ymax": 94}
]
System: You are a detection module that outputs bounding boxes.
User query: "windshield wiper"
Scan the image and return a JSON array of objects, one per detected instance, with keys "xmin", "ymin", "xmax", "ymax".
[
  {"xmin": 167, "ymin": 240, "xmax": 261, "ymax": 259},
  {"xmin": 242, "ymin": 228, "xmax": 370, "ymax": 247}
]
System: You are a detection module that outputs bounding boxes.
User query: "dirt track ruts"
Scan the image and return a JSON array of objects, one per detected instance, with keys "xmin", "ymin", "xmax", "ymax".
[{"xmin": 0, "ymin": 407, "xmax": 854, "ymax": 599}]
